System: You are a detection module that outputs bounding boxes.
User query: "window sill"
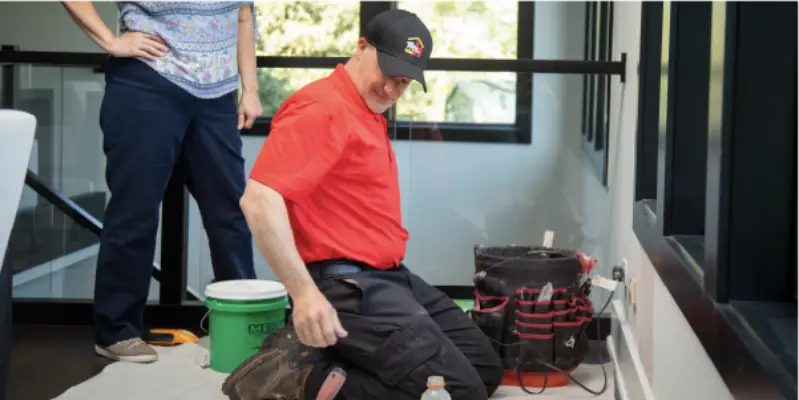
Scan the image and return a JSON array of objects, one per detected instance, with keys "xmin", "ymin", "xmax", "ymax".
[
  {"xmin": 240, "ymin": 118, "xmax": 528, "ymax": 144},
  {"xmin": 665, "ymin": 234, "xmax": 705, "ymax": 287},
  {"xmin": 632, "ymin": 200, "xmax": 796, "ymax": 399}
]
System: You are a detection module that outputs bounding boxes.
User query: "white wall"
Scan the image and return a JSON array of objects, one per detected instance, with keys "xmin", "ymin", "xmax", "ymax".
[{"xmin": 605, "ymin": 3, "xmax": 733, "ymax": 399}]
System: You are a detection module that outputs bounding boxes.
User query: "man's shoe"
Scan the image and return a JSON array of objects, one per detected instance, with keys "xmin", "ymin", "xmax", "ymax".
[
  {"xmin": 95, "ymin": 337, "xmax": 158, "ymax": 363},
  {"xmin": 221, "ymin": 324, "xmax": 323, "ymax": 400}
]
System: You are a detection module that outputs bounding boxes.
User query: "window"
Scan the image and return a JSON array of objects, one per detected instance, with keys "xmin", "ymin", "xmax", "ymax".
[
  {"xmin": 396, "ymin": 2, "xmax": 518, "ymax": 59},
  {"xmin": 255, "ymin": 68, "xmax": 335, "ymax": 116},
  {"xmin": 252, "ymin": 2, "xmax": 359, "ymax": 116},
  {"xmin": 632, "ymin": 3, "xmax": 797, "ymax": 398},
  {"xmin": 634, "ymin": 2, "xmax": 662, "ymax": 212},
  {"xmin": 242, "ymin": 0, "xmax": 624, "ymax": 144},
  {"xmin": 254, "ymin": 2, "xmax": 360, "ymax": 57},
  {"xmin": 397, "ymin": 71, "xmax": 516, "ymax": 124},
  {"xmin": 581, "ymin": 1, "xmax": 614, "ymax": 186},
  {"xmin": 242, "ymin": 1, "xmax": 536, "ymax": 144},
  {"xmin": 394, "ymin": 2, "xmax": 519, "ymax": 125},
  {"xmin": 658, "ymin": 1, "xmax": 712, "ymax": 280}
]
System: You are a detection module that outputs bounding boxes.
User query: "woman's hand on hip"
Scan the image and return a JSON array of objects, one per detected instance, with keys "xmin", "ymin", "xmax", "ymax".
[{"xmin": 108, "ymin": 32, "xmax": 168, "ymax": 61}]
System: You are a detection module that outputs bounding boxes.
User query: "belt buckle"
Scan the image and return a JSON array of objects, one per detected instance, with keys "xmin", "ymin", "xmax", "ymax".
[{"xmin": 322, "ymin": 262, "xmax": 360, "ymax": 278}]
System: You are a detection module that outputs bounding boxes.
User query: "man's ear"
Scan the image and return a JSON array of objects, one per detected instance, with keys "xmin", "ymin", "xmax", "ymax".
[{"xmin": 355, "ymin": 38, "xmax": 370, "ymax": 59}]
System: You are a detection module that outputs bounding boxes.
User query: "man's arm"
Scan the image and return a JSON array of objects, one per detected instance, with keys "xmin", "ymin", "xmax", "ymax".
[
  {"xmin": 242, "ymin": 103, "xmax": 349, "ymax": 347},
  {"xmin": 237, "ymin": 4, "xmax": 259, "ymax": 95},
  {"xmin": 239, "ymin": 181, "xmax": 315, "ymax": 298},
  {"xmin": 240, "ymin": 178, "xmax": 348, "ymax": 348},
  {"xmin": 60, "ymin": 2, "xmax": 117, "ymax": 52}
]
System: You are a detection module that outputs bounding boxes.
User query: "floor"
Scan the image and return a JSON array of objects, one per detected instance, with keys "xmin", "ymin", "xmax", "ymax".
[
  {"xmin": 9, "ymin": 326, "xmax": 112, "ymax": 400},
  {"xmin": 10, "ymin": 325, "xmax": 614, "ymax": 400}
]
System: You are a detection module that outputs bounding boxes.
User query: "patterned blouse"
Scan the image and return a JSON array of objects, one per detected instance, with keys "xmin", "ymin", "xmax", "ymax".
[{"xmin": 116, "ymin": 1, "xmax": 258, "ymax": 99}]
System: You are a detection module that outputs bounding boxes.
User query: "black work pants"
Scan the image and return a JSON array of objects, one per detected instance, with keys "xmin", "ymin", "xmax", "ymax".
[
  {"xmin": 305, "ymin": 263, "xmax": 504, "ymax": 400},
  {"xmin": 93, "ymin": 57, "xmax": 256, "ymax": 346}
]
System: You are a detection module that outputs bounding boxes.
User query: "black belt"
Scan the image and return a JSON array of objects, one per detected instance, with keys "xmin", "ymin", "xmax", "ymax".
[{"xmin": 307, "ymin": 259, "xmax": 370, "ymax": 281}]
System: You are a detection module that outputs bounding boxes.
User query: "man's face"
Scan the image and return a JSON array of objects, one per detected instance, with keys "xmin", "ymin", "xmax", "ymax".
[{"xmin": 355, "ymin": 41, "xmax": 412, "ymax": 114}]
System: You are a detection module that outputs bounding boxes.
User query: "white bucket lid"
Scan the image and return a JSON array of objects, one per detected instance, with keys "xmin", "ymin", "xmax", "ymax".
[{"xmin": 204, "ymin": 279, "xmax": 287, "ymax": 301}]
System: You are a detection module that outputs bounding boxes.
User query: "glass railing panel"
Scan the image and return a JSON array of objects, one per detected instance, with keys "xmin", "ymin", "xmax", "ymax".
[
  {"xmin": 10, "ymin": 185, "xmax": 161, "ymax": 300},
  {"xmin": 7, "ymin": 64, "xmax": 165, "ymax": 301},
  {"xmin": 13, "ymin": 65, "xmax": 107, "ymax": 199}
]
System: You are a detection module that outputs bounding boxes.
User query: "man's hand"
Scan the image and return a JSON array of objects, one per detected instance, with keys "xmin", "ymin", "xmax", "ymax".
[
  {"xmin": 238, "ymin": 90, "xmax": 262, "ymax": 130},
  {"xmin": 291, "ymin": 288, "xmax": 348, "ymax": 347},
  {"xmin": 108, "ymin": 31, "xmax": 168, "ymax": 61}
]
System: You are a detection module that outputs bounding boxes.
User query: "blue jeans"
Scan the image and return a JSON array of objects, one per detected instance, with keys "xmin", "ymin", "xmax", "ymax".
[{"xmin": 94, "ymin": 57, "xmax": 255, "ymax": 346}]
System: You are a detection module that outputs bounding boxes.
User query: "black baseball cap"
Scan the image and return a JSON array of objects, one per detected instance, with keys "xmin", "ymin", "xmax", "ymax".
[{"xmin": 363, "ymin": 9, "xmax": 433, "ymax": 92}]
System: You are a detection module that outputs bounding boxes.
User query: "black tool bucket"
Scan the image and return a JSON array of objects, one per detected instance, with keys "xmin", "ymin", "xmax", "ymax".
[{"xmin": 470, "ymin": 245, "xmax": 594, "ymax": 374}]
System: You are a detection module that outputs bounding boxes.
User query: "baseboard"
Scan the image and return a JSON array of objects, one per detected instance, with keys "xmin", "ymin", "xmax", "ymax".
[
  {"xmin": 607, "ymin": 300, "xmax": 656, "ymax": 400},
  {"xmin": 607, "ymin": 337, "xmax": 628, "ymax": 400}
]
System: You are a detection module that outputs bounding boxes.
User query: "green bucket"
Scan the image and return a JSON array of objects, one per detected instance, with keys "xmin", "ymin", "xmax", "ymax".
[{"xmin": 204, "ymin": 279, "xmax": 288, "ymax": 374}]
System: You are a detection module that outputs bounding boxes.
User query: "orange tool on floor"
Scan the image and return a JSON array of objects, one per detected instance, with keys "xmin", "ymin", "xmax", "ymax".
[{"xmin": 146, "ymin": 329, "xmax": 199, "ymax": 346}]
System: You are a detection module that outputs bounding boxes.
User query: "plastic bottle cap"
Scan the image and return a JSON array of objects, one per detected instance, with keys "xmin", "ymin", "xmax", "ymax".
[{"xmin": 427, "ymin": 376, "xmax": 445, "ymax": 388}]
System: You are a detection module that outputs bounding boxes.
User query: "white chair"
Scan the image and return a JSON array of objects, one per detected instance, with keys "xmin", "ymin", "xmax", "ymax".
[
  {"xmin": 0, "ymin": 109, "xmax": 36, "ymax": 399},
  {"xmin": 0, "ymin": 110, "xmax": 36, "ymax": 271}
]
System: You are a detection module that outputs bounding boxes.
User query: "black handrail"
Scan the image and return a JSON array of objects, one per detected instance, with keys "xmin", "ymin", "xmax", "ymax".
[
  {"xmin": 0, "ymin": 46, "xmax": 627, "ymax": 81},
  {"xmin": 23, "ymin": 170, "xmax": 200, "ymax": 301},
  {"xmin": 24, "ymin": 170, "xmax": 103, "ymax": 236}
]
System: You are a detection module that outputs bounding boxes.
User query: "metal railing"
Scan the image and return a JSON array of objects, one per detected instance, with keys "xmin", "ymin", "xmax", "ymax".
[{"xmin": 21, "ymin": 170, "xmax": 202, "ymax": 301}]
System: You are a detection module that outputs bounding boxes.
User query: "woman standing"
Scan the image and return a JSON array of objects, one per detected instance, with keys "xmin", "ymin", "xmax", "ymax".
[{"xmin": 61, "ymin": 1, "xmax": 261, "ymax": 363}]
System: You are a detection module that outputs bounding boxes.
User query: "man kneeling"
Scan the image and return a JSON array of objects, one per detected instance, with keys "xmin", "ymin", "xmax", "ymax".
[{"xmin": 224, "ymin": 10, "xmax": 504, "ymax": 400}]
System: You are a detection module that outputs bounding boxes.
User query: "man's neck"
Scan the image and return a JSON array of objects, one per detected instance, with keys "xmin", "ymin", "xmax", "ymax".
[
  {"xmin": 343, "ymin": 61, "xmax": 382, "ymax": 116},
  {"xmin": 343, "ymin": 61, "xmax": 361, "ymax": 94}
]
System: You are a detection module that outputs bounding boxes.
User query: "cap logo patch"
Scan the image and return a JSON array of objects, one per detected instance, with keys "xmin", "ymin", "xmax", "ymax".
[{"xmin": 405, "ymin": 37, "xmax": 424, "ymax": 58}]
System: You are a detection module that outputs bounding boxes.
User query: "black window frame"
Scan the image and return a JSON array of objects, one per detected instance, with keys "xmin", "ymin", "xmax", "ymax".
[
  {"xmin": 632, "ymin": 2, "xmax": 797, "ymax": 399},
  {"xmin": 241, "ymin": 1, "xmax": 536, "ymax": 144},
  {"xmin": 581, "ymin": 1, "xmax": 614, "ymax": 186}
]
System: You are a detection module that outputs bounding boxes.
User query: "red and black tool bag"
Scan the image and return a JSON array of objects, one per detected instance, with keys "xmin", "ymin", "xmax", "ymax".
[{"xmin": 470, "ymin": 245, "xmax": 595, "ymax": 374}]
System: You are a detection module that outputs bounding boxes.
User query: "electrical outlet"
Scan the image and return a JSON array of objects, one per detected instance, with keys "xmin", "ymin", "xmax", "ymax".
[
  {"xmin": 619, "ymin": 258, "xmax": 637, "ymax": 313},
  {"xmin": 619, "ymin": 258, "xmax": 629, "ymax": 284}
]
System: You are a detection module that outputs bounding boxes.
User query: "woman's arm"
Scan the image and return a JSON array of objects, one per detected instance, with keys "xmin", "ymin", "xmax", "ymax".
[
  {"xmin": 60, "ymin": 2, "xmax": 117, "ymax": 52},
  {"xmin": 237, "ymin": 4, "xmax": 259, "ymax": 95},
  {"xmin": 60, "ymin": 2, "xmax": 168, "ymax": 60}
]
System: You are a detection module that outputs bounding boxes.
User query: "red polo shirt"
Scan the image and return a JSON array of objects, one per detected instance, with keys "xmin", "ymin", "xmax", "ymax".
[{"xmin": 248, "ymin": 65, "xmax": 408, "ymax": 269}]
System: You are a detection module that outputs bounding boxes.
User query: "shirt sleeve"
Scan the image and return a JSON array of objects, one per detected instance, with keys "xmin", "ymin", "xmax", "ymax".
[
  {"xmin": 241, "ymin": 2, "xmax": 259, "ymax": 41},
  {"xmin": 249, "ymin": 101, "xmax": 349, "ymax": 201}
]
